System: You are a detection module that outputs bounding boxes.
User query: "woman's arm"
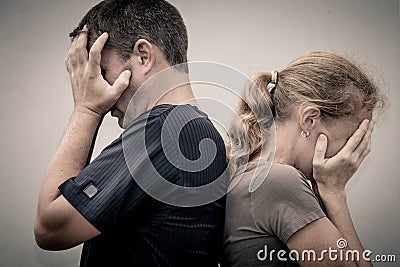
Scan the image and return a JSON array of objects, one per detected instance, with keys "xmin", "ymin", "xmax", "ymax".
[{"xmin": 287, "ymin": 119, "xmax": 374, "ymax": 267}]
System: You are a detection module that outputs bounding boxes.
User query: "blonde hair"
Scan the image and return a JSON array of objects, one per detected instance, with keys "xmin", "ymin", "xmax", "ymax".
[{"xmin": 228, "ymin": 52, "xmax": 386, "ymax": 174}]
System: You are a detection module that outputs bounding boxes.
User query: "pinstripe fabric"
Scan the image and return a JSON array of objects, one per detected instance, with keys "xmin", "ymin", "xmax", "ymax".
[{"xmin": 59, "ymin": 104, "xmax": 227, "ymax": 267}]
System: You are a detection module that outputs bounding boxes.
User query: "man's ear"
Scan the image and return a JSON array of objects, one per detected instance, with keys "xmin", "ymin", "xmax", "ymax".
[
  {"xmin": 298, "ymin": 104, "xmax": 321, "ymax": 133},
  {"xmin": 132, "ymin": 39, "xmax": 154, "ymax": 75}
]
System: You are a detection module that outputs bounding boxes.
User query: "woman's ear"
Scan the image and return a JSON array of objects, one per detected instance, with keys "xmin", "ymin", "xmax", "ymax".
[
  {"xmin": 132, "ymin": 39, "xmax": 155, "ymax": 75},
  {"xmin": 298, "ymin": 104, "xmax": 321, "ymax": 134}
]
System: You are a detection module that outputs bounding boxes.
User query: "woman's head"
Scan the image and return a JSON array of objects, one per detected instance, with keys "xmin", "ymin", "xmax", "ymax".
[{"xmin": 229, "ymin": 52, "xmax": 385, "ymax": 177}]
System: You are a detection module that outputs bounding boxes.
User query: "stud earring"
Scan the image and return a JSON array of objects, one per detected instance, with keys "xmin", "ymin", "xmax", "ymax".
[{"xmin": 301, "ymin": 131, "xmax": 310, "ymax": 138}]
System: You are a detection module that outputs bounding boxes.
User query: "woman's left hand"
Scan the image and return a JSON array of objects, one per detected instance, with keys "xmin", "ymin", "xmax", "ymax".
[{"xmin": 312, "ymin": 119, "xmax": 375, "ymax": 198}]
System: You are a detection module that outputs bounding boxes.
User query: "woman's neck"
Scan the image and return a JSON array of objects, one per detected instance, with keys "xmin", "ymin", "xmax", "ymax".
[{"xmin": 259, "ymin": 121, "xmax": 299, "ymax": 166}]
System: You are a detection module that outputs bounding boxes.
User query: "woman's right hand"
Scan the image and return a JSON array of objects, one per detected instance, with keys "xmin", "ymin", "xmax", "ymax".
[
  {"xmin": 312, "ymin": 119, "xmax": 375, "ymax": 198},
  {"xmin": 288, "ymin": 121, "xmax": 375, "ymax": 267}
]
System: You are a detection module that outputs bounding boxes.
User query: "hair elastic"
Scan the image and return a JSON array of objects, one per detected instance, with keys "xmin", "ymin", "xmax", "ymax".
[{"xmin": 267, "ymin": 70, "xmax": 278, "ymax": 94}]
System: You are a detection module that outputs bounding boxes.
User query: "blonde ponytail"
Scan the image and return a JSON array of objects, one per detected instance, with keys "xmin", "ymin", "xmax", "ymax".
[{"xmin": 227, "ymin": 72, "xmax": 276, "ymax": 175}]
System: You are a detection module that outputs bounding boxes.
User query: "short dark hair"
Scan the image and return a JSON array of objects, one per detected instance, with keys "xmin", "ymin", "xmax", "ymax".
[{"xmin": 70, "ymin": 0, "xmax": 188, "ymax": 72}]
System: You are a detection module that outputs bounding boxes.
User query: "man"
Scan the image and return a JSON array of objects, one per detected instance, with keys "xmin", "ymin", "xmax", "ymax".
[{"xmin": 34, "ymin": 1, "xmax": 227, "ymax": 266}]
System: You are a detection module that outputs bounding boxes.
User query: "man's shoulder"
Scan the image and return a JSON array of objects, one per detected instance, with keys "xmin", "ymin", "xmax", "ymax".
[
  {"xmin": 131, "ymin": 104, "xmax": 209, "ymax": 125},
  {"xmin": 151, "ymin": 104, "xmax": 219, "ymax": 135},
  {"xmin": 123, "ymin": 104, "xmax": 224, "ymax": 152},
  {"xmin": 153, "ymin": 104, "xmax": 209, "ymax": 121}
]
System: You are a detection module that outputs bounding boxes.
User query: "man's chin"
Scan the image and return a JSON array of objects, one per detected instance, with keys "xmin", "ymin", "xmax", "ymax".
[
  {"xmin": 118, "ymin": 117, "xmax": 125, "ymax": 129},
  {"xmin": 111, "ymin": 109, "xmax": 125, "ymax": 128}
]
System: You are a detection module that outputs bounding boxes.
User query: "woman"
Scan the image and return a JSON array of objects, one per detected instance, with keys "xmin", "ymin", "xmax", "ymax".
[{"xmin": 223, "ymin": 52, "xmax": 385, "ymax": 266}]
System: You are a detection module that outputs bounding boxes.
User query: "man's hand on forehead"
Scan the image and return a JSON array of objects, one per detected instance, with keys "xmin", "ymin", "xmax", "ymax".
[
  {"xmin": 65, "ymin": 25, "xmax": 131, "ymax": 118},
  {"xmin": 83, "ymin": 27, "xmax": 106, "ymax": 52}
]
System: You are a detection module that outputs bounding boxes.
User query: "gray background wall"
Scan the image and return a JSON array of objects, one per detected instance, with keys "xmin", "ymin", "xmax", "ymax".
[{"xmin": 0, "ymin": 0, "xmax": 399, "ymax": 266}]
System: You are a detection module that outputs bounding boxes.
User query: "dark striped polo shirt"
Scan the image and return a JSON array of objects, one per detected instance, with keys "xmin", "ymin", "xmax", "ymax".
[{"xmin": 59, "ymin": 104, "xmax": 227, "ymax": 267}]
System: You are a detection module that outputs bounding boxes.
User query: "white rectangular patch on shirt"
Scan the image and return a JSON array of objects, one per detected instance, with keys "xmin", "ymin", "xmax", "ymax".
[{"xmin": 83, "ymin": 183, "xmax": 99, "ymax": 199}]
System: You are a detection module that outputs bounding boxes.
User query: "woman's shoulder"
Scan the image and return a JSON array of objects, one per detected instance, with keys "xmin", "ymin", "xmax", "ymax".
[
  {"xmin": 251, "ymin": 163, "xmax": 325, "ymax": 244},
  {"xmin": 252, "ymin": 162, "xmax": 312, "ymax": 196},
  {"xmin": 270, "ymin": 163, "xmax": 309, "ymax": 185},
  {"xmin": 271, "ymin": 162, "xmax": 305, "ymax": 177}
]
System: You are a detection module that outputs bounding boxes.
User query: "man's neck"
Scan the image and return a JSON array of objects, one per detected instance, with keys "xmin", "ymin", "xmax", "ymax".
[
  {"xmin": 154, "ymin": 84, "xmax": 199, "ymax": 108},
  {"xmin": 123, "ymin": 68, "xmax": 199, "ymax": 125}
]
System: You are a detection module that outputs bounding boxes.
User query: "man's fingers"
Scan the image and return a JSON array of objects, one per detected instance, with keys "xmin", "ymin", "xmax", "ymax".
[
  {"xmin": 338, "ymin": 119, "xmax": 369, "ymax": 156},
  {"xmin": 67, "ymin": 36, "xmax": 79, "ymax": 69},
  {"xmin": 65, "ymin": 54, "xmax": 70, "ymax": 72},
  {"xmin": 108, "ymin": 70, "xmax": 131, "ymax": 99},
  {"xmin": 75, "ymin": 25, "xmax": 89, "ymax": 64},
  {"xmin": 88, "ymin": 32, "xmax": 108, "ymax": 72},
  {"xmin": 313, "ymin": 134, "xmax": 328, "ymax": 166}
]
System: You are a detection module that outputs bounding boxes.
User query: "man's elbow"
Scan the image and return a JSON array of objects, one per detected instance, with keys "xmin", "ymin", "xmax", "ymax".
[
  {"xmin": 34, "ymin": 215, "xmax": 71, "ymax": 251},
  {"xmin": 34, "ymin": 219, "xmax": 58, "ymax": 250}
]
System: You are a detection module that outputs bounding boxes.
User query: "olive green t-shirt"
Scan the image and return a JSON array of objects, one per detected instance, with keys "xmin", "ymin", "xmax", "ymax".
[{"xmin": 222, "ymin": 160, "xmax": 326, "ymax": 266}]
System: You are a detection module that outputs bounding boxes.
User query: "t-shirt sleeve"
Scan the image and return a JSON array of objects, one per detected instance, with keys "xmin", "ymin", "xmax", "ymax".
[
  {"xmin": 252, "ymin": 164, "xmax": 326, "ymax": 243},
  {"xmin": 58, "ymin": 114, "xmax": 174, "ymax": 233}
]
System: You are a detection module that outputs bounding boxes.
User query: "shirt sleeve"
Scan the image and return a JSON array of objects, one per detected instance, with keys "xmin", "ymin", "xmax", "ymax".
[
  {"xmin": 58, "ymin": 112, "xmax": 175, "ymax": 233},
  {"xmin": 251, "ymin": 163, "xmax": 326, "ymax": 243}
]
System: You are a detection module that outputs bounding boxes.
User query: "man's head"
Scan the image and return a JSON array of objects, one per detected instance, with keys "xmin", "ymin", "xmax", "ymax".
[
  {"xmin": 69, "ymin": 0, "xmax": 189, "ymax": 127},
  {"xmin": 70, "ymin": 0, "xmax": 188, "ymax": 69}
]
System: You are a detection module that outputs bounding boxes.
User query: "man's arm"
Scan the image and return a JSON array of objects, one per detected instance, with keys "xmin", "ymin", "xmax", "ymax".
[
  {"xmin": 34, "ymin": 27, "xmax": 131, "ymax": 250},
  {"xmin": 35, "ymin": 111, "xmax": 102, "ymax": 250},
  {"xmin": 287, "ymin": 120, "xmax": 374, "ymax": 267}
]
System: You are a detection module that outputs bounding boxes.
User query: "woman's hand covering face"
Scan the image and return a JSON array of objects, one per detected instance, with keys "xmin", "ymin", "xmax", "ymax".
[{"xmin": 312, "ymin": 119, "xmax": 375, "ymax": 197}]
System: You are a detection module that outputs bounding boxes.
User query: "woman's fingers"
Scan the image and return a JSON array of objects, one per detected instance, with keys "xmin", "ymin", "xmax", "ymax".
[
  {"xmin": 337, "ymin": 119, "xmax": 369, "ymax": 157},
  {"xmin": 312, "ymin": 119, "xmax": 375, "ymax": 195},
  {"xmin": 355, "ymin": 120, "xmax": 375, "ymax": 164},
  {"xmin": 313, "ymin": 134, "xmax": 328, "ymax": 168}
]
